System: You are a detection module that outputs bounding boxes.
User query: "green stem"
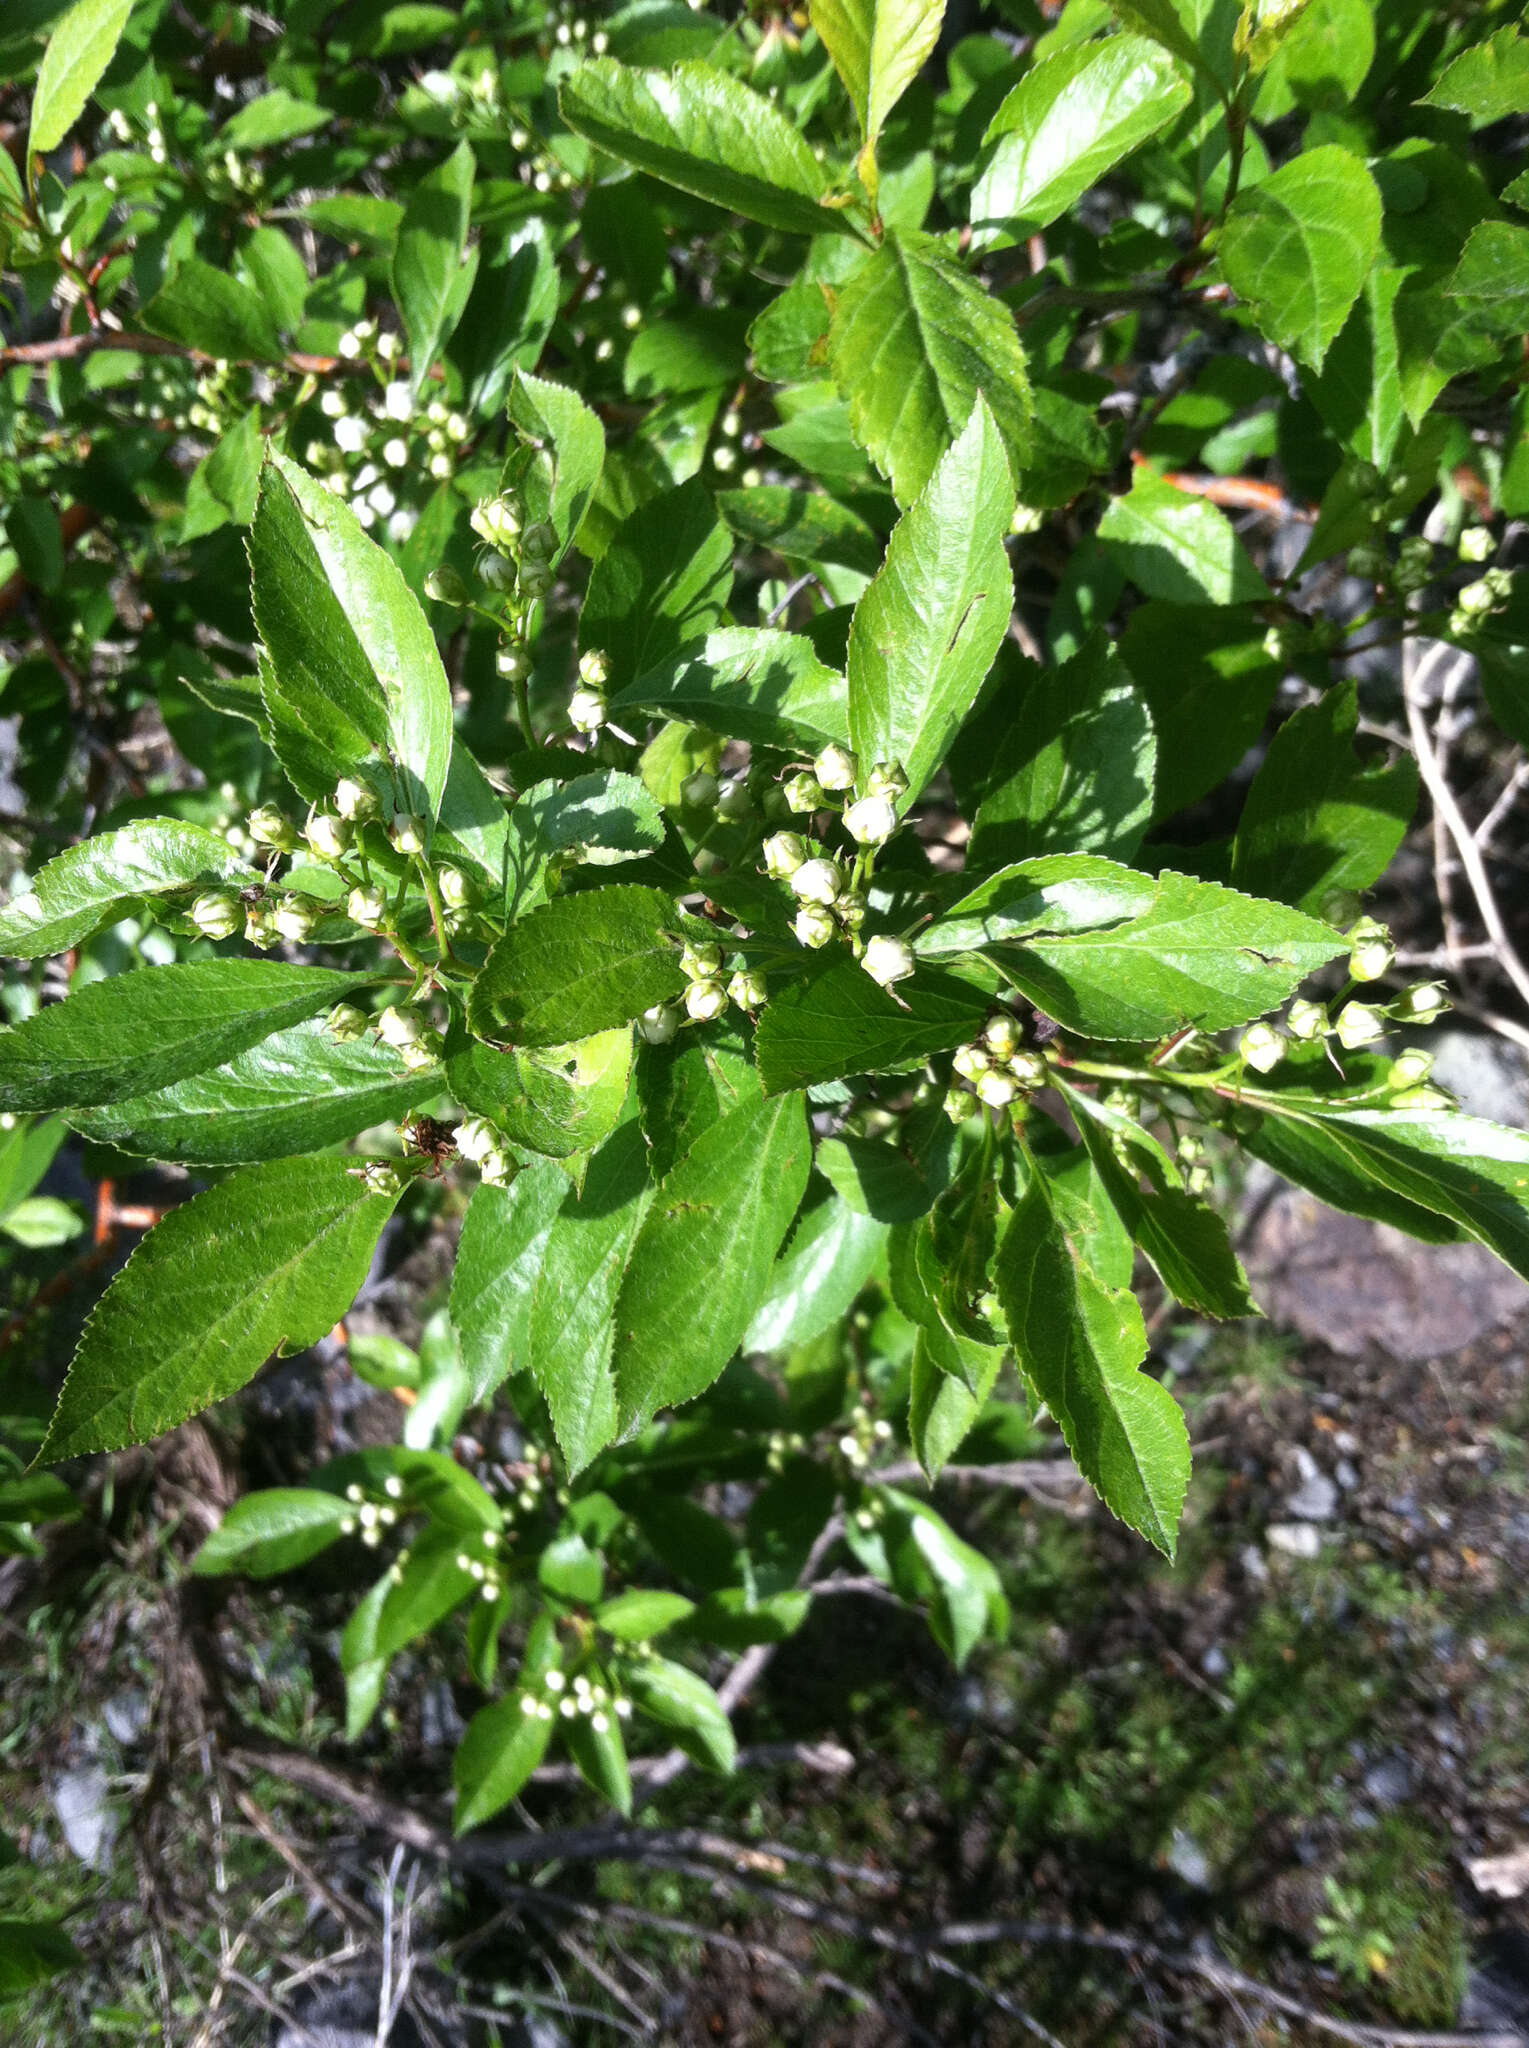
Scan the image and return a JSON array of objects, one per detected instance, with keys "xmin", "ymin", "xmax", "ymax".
[{"xmin": 415, "ymin": 855, "xmax": 460, "ymax": 970}]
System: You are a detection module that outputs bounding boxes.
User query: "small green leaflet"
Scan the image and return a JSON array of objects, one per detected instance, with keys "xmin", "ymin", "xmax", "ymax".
[
  {"xmin": 38, "ymin": 1157, "xmax": 404, "ymax": 1463},
  {"xmin": 917, "ymin": 854, "xmax": 1346, "ymax": 1040},
  {"xmin": 140, "ymin": 259, "xmax": 286, "ymax": 364},
  {"xmin": 0, "ymin": 1918, "xmax": 82, "ymax": 1998},
  {"xmin": 193, "ymin": 1489, "xmax": 357, "ymax": 1578},
  {"xmin": 218, "ymin": 87, "xmax": 332, "ymax": 150},
  {"xmin": 971, "ymin": 36, "xmax": 1191, "ymax": 244},
  {"xmin": 1231, "ymin": 680, "xmax": 1417, "ymax": 914},
  {"xmin": 715, "ymin": 487, "xmax": 883, "ymax": 580},
  {"xmin": 624, "ymin": 1655, "xmax": 737, "ymax": 1772},
  {"xmin": 393, "ymin": 141, "xmax": 477, "ymax": 394},
  {"xmin": 847, "ymin": 398, "xmax": 1014, "ymax": 805},
  {"xmin": 611, "ymin": 628, "xmax": 850, "ymax": 752},
  {"xmin": 809, "ymin": 0, "xmax": 947, "ymax": 199},
  {"xmin": 257, "ymin": 454, "xmax": 454, "ymax": 821},
  {"xmin": 1218, "ymin": 144, "xmax": 1383, "ymax": 370},
  {"xmin": 507, "ymin": 370, "xmax": 606, "ymax": 559},
  {"xmin": 469, "ymin": 884, "xmax": 689, "ymax": 1048},
  {"xmin": 826, "ymin": 230, "xmax": 1033, "ymax": 505},
  {"xmin": 1419, "ymin": 26, "xmax": 1529, "ymax": 127},
  {"xmin": 0, "ymin": 960, "xmax": 375, "ymax": 1112},
  {"xmin": 1098, "ymin": 468, "xmax": 1270, "ymax": 606},
  {"xmin": 450, "ymin": 1167, "xmax": 570, "ymax": 1405},
  {"xmin": 65, "ymin": 1015, "xmax": 437, "ymax": 1164},
  {"xmin": 995, "ymin": 1164, "xmax": 1190, "ymax": 1556},
  {"xmin": 613, "ymin": 1091, "xmax": 812, "ymax": 1432},
  {"xmin": 578, "ymin": 478, "xmax": 734, "ymax": 694},
  {"xmin": 755, "ymin": 960, "xmax": 991, "ymax": 1094},
  {"xmin": 1445, "ymin": 221, "xmax": 1529, "ymax": 341},
  {"xmin": 453, "ymin": 1691, "xmax": 555, "ymax": 1832},
  {"xmin": 909, "ymin": 1331, "xmax": 1001, "ymax": 1480},
  {"xmin": 29, "ymin": 0, "xmax": 135, "ymax": 158},
  {"xmin": 183, "ymin": 406, "xmax": 264, "ymax": 540},
  {"xmin": 744, "ymin": 1193, "xmax": 888, "ymax": 1352},
  {"xmin": 0, "ymin": 819, "xmax": 256, "ymax": 958},
  {"xmin": 559, "ymin": 59, "xmax": 855, "ymax": 239}
]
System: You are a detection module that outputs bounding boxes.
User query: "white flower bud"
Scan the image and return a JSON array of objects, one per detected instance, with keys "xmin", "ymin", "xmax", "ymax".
[
  {"xmin": 382, "ymin": 435, "xmax": 409, "ymax": 469},
  {"xmin": 1009, "ymin": 1050, "xmax": 1048, "ymax": 1090},
  {"xmin": 1335, "ymin": 1001, "xmax": 1386, "ymax": 1050},
  {"xmin": 377, "ymin": 332, "xmax": 401, "ymax": 362},
  {"xmin": 376, "ymin": 1004, "xmax": 425, "ymax": 1047},
  {"xmin": 326, "ymin": 1002, "xmax": 370, "ymax": 1042},
  {"xmin": 471, "ymin": 494, "xmax": 521, "ymax": 552},
  {"xmin": 248, "ymin": 805, "xmax": 297, "ymax": 852},
  {"xmin": 337, "ymin": 329, "xmax": 363, "ymax": 360},
  {"xmin": 272, "ymin": 895, "xmax": 322, "ymax": 942},
  {"xmin": 794, "ymin": 904, "xmax": 837, "ymax": 949},
  {"xmin": 429, "ymin": 451, "xmax": 452, "ymax": 480},
  {"xmin": 783, "ymin": 771, "xmax": 825, "ymax": 813},
  {"xmin": 1395, "ymin": 980, "xmax": 1448, "ymax": 1024},
  {"xmin": 1239, "ymin": 1021, "xmax": 1286, "ymax": 1073},
  {"xmin": 190, "ymin": 892, "xmax": 242, "ymax": 940},
  {"xmin": 638, "ymin": 1004, "xmax": 681, "ymax": 1045},
  {"xmin": 544, "ymin": 1668, "xmax": 566, "ymax": 1692},
  {"xmin": 1389, "ymin": 1047, "xmax": 1434, "ymax": 1089},
  {"xmin": 681, "ymin": 940, "xmax": 722, "ymax": 980},
  {"xmin": 865, "ymin": 760, "xmax": 909, "ymax": 800},
  {"xmin": 455, "ymin": 1115, "xmax": 500, "ymax": 1164},
  {"xmin": 384, "ymin": 1475, "xmax": 404, "ymax": 1498},
  {"xmin": 390, "ymin": 813, "xmax": 427, "ymax": 856},
  {"xmin": 346, "ymin": 885, "xmax": 387, "ymax": 930},
  {"xmin": 716, "ymin": 779, "xmax": 751, "ymax": 821},
  {"xmin": 834, "ymin": 891, "xmax": 866, "ymax": 930},
  {"xmin": 304, "ymin": 809, "xmax": 351, "ymax": 861},
  {"xmin": 1347, "ymin": 916, "xmax": 1394, "ymax": 983},
  {"xmin": 790, "ymin": 857, "xmax": 842, "ymax": 905},
  {"xmin": 437, "ymin": 865, "xmax": 471, "ymax": 908},
  {"xmin": 1391, "ymin": 1083, "xmax": 1452, "ymax": 1111},
  {"xmin": 334, "ymin": 415, "xmax": 367, "ymax": 454},
  {"xmin": 1285, "ymin": 997, "xmax": 1328, "ymax": 1041},
  {"xmin": 382, "ymin": 381, "xmax": 413, "ymax": 422},
  {"xmin": 813, "ymin": 743, "xmax": 857, "ymax": 793},
  {"xmin": 843, "ymin": 794, "xmax": 897, "ymax": 846},
  {"xmin": 976, "ymin": 1069, "xmax": 1019, "ymax": 1108},
  {"xmin": 685, "ymin": 979, "xmax": 727, "ymax": 1022},
  {"xmin": 578, "ymin": 648, "xmax": 612, "ymax": 688},
  {"xmin": 479, "ymin": 1146, "xmax": 515, "ymax": 1184},
  {"xmin": 762, "ymin": 832, "xmax": 807, "ymax": 880},
  {"xmin": 681, "ymin": 770, "xmax": 720, "ymax": 809},
  {"xmin": 496, "ymin": 644, "xmax": 530, "ymax": 681},
  {"xmin": 952, "ymin": 1043, "xmax": 991, "ymax": 1081},
  {"xmin": 400, "ymin": 1033, "xmax": 444, "ymax": 1071},
  {"xmin": 1458, "ymin": 526, "xmax": 1495, "ymax": 564},
  {"xmin": 728, "ymin": 968, "xmax": 768, "ymax": 1009},
  {"xmin": 333, "ymin": 776, "xmax": 380, "ymax": 822},
  {"xmin": 943, "ymin": 1086, "xmax": 978, "ymax": 1123},
  {"xmin": 862, "ymin": 934, "xmax": 914, "ymax": 988},
  {"xmin": 568, "ymin": 686, "xmax": 606, "ymax": 733},
  {"xmin": 984, "ymin": 1015, "xmax": 1020, "ymax": 1060}
]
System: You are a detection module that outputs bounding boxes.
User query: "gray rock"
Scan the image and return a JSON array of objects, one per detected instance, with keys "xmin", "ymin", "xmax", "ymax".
[
  {"xmin": 102, "ymin": 1689, "xmax": 150, "ymax": 1747},
  {"xmin": 1431, "ymin": 1028, "xmax": 1529, "ymax": 1127},
  {"xmin": 1267, "ymin": 1522, "xmax": 1323, "ymax": 1559},
  {"xmin": 1286, "ymin": 1472, "xmax": 1339, "ymax": 1522},
  {"xmin": 1363, "ymin": 1754, "xmax": 1414, "ymax": 1807},
  {"xmin": 50, "ymin": 1765, "xmax": 115, "ymax": 1870},
  {"xmin": 1167, "ymin": 1829, "xmax": 1212, "ymax": 1889}
]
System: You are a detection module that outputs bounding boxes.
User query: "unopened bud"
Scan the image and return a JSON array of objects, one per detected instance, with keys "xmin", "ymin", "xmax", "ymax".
[
  {"xmin": 347, "ymin": 885, "xmax": 387, "ymax": 930},
  {"xmin": 952, "ymin": 1043, "xmax": 991, "ymax": 1081},
  {"xmin": 1458, "ymin": 526, "xmax": 1495, "ymax": 564},
  {"xmin": 1320, "ymin": 888, "xmax": 1363, "ymax": 929},
  {"xmin": 783, "ymin": 771, "xmax": 825, "ymax": 813},
  {"xmin": 326, "ymin": 1002, "xmax": 370, "ymax": 1042},
  {"xmin": 1390, "ymin": 1083, "xmax": 1452, "ymax": 1111},
  {"xmin": 304, "ymin": 809, "xmax": 351, "ymax": 861},
  {"xmin": 681, "ymin": 770, "xmax": 720, "ymax": 809},
  {"xmin": 976, "ymin": 1068, "xmax": 1018, "ymax": 1108},
  {"xmin": 835, "ymin": 891, "xmax": 867, "ymax": 931},
  {"xmin": 578, "ymin": 648, "xmax": 612, "ymax": 688},
  {"xmin": 1395, "ymin": 979, "xmax": 1448, "ymax": 1024},
  {"xmin": 984, "ymin": 1015, "xmax": 1020, "ymax": 1059},
  {"xmin": 943, "ymin": 1086, "xmax": 978, "ymax": 1123},
  {"xmin": 376, "ymin": 1004, "xmax": 425, "ymax": 1048},
  {"xmin": 728, "ymin": 967, "xmax": 768, "ymax": 1009},
  {"xmin": 1239, "ymin": 1021, "xmax": 1286, "ymax": 1073},
  {"xmin": 794, "ymin": 903, "xmax": 836, "ymax": 948},
  {"xmin": 715, "ymin": 778, "xmax": 751, "ymax": 821},
  {"xmin": 244, "ymin": 905, "xmax": 278, "ymax": 949},
  {"xmin": 272, "ymin": 895, "xmax": 322, "ymax": 942},
  {"xmin": 1347, "ymin": 916, "xmax": 1394, "ymax": 983},
  {"xmin": 1389, "ymin": 1047, "xmax": 1434, "ymax": 1089},
  {"xmin": 638, "ymin": 1003, "xmax": 680, "ymax": 1045},
  {"xmin": 437, "ymin": 865, "xmax": 471, "ymax": 908},
  {"xmin": 496, "ymin": 643, "xmax": 530, "ymax": 681},
  {"xmin": 520, "ymin": 520, "xmax": 556, "ymax": 561},
  {"xmin": 684, "ymin": 979, "xmax": 727, "ymax": 1022},
  {"xmin": 479, "ymin": 552, "xmax": 516, "ymax": 591},
  {"xmin": 1346, "ymin": 544, "xmax": 1387, "ymax": 582},
  {"xmin": 334, "ymin": 776, "xmax": 381, "ymax": 822},
  {"xmin": 390, "ymin": 813, "xmax": 427, "ymax": 856},
  {"xmin": 568, "ymin": 686, "xmax": 606, "ymax": 733},
  {"xmin": 843, "ymin": 794, "xmax": 896, "ymax": 846},
  {"xmin": 1335, "ymin": 1000, "xmax": 1386, "ymax": 1050},
  {"xmin": 790, "ymin": 857, "xmax": 842, "ymax": 905},
  {"xmin": 190, "ymin": 891, "xmax": 242, "ymax": 940},
  {"xmin": 248, "ymin": 805, "xmax": 298, "ymax": 852},
  {"xmin": 862, "ymin": 934, "xmax": 914, "ymax": 988},
  {"xmin": 865, "ymin": 760, "xmax": 909, "ymax": 800},
  {"xmin": 762, "ymin": 831, "xmax": 806, "ymax": 880},
  {"xmin": 681, "ymin": 940, "xmax": 722, "ymax": 980},
  {"xmin": 1008, "ymin": 1049, "xmax": 1048, "ymax": 1090},
  {"xmin": 519, "ymin": 559, "xmax": 553, "ymax": 599},
  {"xmin": 813, "ymin": 743, "xmax": 857, "ymax": 793},
  {"xmin": 400, "ymin": 1031, "xmax": 444, "ymax": 1071},
  {"xmin": 471, "ymin": 494, "xmax": 522, "ymax": 552},
  {"xmin": 425, "ymin": 565, "xmax": 469, "ymax": 605}
]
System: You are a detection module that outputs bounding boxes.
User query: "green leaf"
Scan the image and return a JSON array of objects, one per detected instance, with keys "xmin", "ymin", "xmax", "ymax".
[
  {"xmin": 1098, "ymin": 469, "xmax": 1270, "ymax": 606},
  {"xmin": 507, "ymin": 370, "xmax": 607, "ymax": 559},
  {"xmin": 744, "ymin": 1193, "xmax": 888, "ymax": 1352},
  {"xmin": 0, "ymin": 1918, "xmax": 82, "ymax": 1999},
  {"xmin": 449, "ymin": 1027, "xmax": 634, "ymax": 1163},
  {"xmin": 909, "ymin": 1330, "xmax": 1001, "ymax": 1480},
  {"xmin": 809, "ymin": 0, "xmax": 946, "ymax": 198},
  {"xmin": 0, "ymin": 1473, "xmax": 79, "ymax": 1523},
  {"xmin": 453, "ymin": 1691, "xmax": 555, "ymax": 1833},
  {"xmin": 883, "ymin": 1490, "xmax": 1007, "ymax": 1662},
  {"xmin": 816, "ymin": 1128, "xmax": 948, "ymax": 1222},
  {"xmin": 562, "ymin": 1689, "xmax": 633, "ymax": 1815},
  {"xmin": 140, "ymin": 258, "xmax": 286, "ymax": 364},
  {"xmin": 450, "ymin": 1168, "xmax": 569, "ymax": 1403},
  {"xmin": 192, "ymin": 1489, "xmax": 356, "ymax": 1578},
  {"xmin": 970, "ymin": 633, "xmax": 1156, "ymax": 868},
  {"xmin": 540, "ymin": 1526, "xmax": 606, "ymax": 1604},
  {"xmin": 637, "ymin": 1034, "xmax": 762, "ymax": 1181},
  {"xmin": 716, "ymin": 489, "xmax": 879, "ymax": 586},
  {"xmin": 367, "ymin": 1522, "xmax": 476, "ymax": 1662},
  {"xmin": 38, "ymin": 1156, "xmax": 403, "ymax": 1463},
  {"xmin": 511, "ymin": 772, "xmax": 664, "ymax": 879},
  {"xmin": 1119, "ymin": 601, "xmax": 1281, "ymax": 817},
  {"xmin": 1444, "ymin": 221, "xmax": 1529, "ymax": 341},
  {"xmin": 182, "ymin": 404, "xmax": 264, "ymax": 541},
  {"xmin": 624, "ymin": 1654, "xmax": 737, "ymax": 1771},
  {"xmin": 469, "ymin": 884, "xmax": 689, "ymax": 1048},
  {"xmin": 2, "ymin": 1196, "xmax": 84, "ymax": 1247},
  {"xmin": 1419, "ymin": 26, "xmax": 1529, "ymax": 127},
  {"xmin": 393, "ymin": 140, "xmax": 476, "ymax": 392},
  {"xmin": 0, "ymin": 819, "xmax": 256, "ymax": 958},
  {"xmin": 995, "ymin": 1165, "xmax": 1190, "ymax": 1555},
  {"xmin": 756, "ymin": 961, "xmax": 990, "ymax": 1094},
  {"xmin": 1218, "ymin": 143, "xmax": 1383, "ymax": 370},
  {"xmin": 66, "ymin": 1015, "xmax": 437, "ymax": 1164},
  {"xmin": 559, "ymin": 59, "xmax": 852, "ymax": 239},
  {"xmin": 579, "ymin": 478, "xmax": 734, "ymax": 695},
  {"xmin": 847, "ymin": 397, "xmax": 1014, "ymax": 804},
  {"xmin": 971, "ymin": 36, "xmax": 1191, "ymax": 243},
  {"xmin": 611, "ymin": 628, "xmax": 850, "ymax": 753},
  {"xmin": 28, "ymin": 0, "xmax": 134, "ymax": 157},
  {"xmin": 219, "ymin": 86, "xmax": 332, "ymax": 149},
  {"xmin": 613, "ymin": 1091, "xmax": 812, "ymax": 1431},
  {"xmin": 1231, "ymin": 680, "xmax": 1417, "ymax": 915},
  {"xmin": 918, "ymin": 854, "xmax": 1346, "ymax": 1039},
  {"xmin": 596, "ymin": 1589, "xmax": 696, "ymax": 1639},
  {"xmin": 0, "ymin": 960, "xmax": 374, "ymax": 1112},
  {"xmin": 451, "ymin": 223, "xmax": 555, "ymax": 420},
  {"xmin": 827, "ymin": 231, "xmax": 1032, "ymax": 506},
  {"xmin": 1246, "ymin": 1102, "xmax": 1529, "ymax": 1283},
  {"xmin": 0, "ymin": 1118, "xmax": 66, "ymax": 1220},
  {"xmin": 1105, "ymin": 0, "xmax": 1221, "ymax": 86},
  {"xmin": 258, "ymin": 453, "xmax": 453, "ymax": 821}
]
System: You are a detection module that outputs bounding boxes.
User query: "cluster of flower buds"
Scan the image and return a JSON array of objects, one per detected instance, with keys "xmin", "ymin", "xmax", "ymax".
[
  {"xmin": 501, "ymin": 1462, "xmax": 545, "ymax": 1520},
  {"xmin": 679, "ymin": 939, "xmax": 726, "ymax": 1023},
  {"xmin": 1346, "ymin": 915, "xmax": 1395, "ymax": 983},
  {"xmin": 520, "ymin": 1666, "xmax": 632, "ymax": 1733},
  {"xmin": 761, "ymin": 838, "xmax": 868, "ymax": 949},
  {"xmin": 340, "ymin": 1475, "xmax": 405, "ymax": 1548},
  {"xmin": 837, "ymin": 1404, "xmax": 893, "ymax": 1474},
  {"xmin": 308, "ymin": 357, "xmax": 441, "ymax": 523},
  {"xmin": 781, "ymin": 748, "xmax": 904, "ymax": 853},
  {"xmin": 947, "ymin": 1015, "xmax": 1047, "ymax": 1117},
  {"xmin": 1246, "ymin": 977, "xmax": 1450, "ymax": 1076},
  {"xmin": 454, "ymin": 1526, "xmax": 506, "ymax": 1602},
  {"xmin": 568, "ymin": 647, "xmax": 611, "ymax": 734},
  {"xmin": 764, "ymin": 1428, "xmax": 809, "ymax": 1476},
  {"xmin": 851, "ymin": 1492, "xmax": 888, "ymax": 1536},
  {"xmin": 1449, "ymin": 566, "xmax": 1514, "ymax": 639},
  {"xmin": 455, "ymin": 1113, "xmax": 516, "ymax": 1185},
  {"xmin": 374, "ymin": 1003, "xmax": 445, "ymax": 1072}
]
